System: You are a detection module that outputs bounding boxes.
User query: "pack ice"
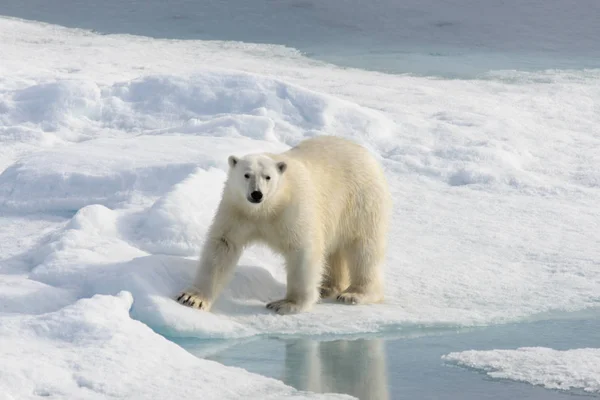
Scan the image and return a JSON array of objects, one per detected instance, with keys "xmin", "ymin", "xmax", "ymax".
[{"xmin": 1, "ymin": 16, "xmax": 599, "ymax": 399}]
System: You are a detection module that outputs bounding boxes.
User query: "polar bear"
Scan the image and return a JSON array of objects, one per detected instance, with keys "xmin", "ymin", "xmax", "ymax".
[{"xmin": 176, "ymin": 135, "xmax": 392, "ymax": 315}]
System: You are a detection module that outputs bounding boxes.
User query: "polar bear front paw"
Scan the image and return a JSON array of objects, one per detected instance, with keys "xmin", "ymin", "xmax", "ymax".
[
  {"xmin": 266, "ymin": 299, "xmax": 305, "ymax": 315},
  {"xmin": 176, "ymin": 289, "xmax": 211, "ymax": 311}
]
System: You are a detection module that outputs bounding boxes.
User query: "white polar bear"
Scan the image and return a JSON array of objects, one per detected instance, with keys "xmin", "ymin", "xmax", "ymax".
[{"xmin": 176, "ymin": 135, "xmax": 392, "ymax": 315}]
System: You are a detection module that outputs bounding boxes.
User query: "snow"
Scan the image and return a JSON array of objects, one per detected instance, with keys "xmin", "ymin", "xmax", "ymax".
[
  {"xmin": 0, "ymin": 291, "xmax": 353, "ymax": 400},
  {"xmin": 0, "ymin": 14, "xmax": 599, "ymax": 399},
  {"xmin": 442, "ymin": 347, "xmax": 600, "ymax": 393}
]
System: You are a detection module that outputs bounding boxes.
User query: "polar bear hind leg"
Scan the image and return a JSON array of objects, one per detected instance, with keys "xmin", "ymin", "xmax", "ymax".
[
  {"xmin": 336, "ymin": 239, "xmax": 385, "ymax": 305},
  {"xmin": 319, "ymin": 249, "xmax": 350, "ymax": 300}
]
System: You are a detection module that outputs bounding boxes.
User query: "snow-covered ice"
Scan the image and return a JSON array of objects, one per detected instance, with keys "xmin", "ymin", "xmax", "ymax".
[
  {"xmin": 443, "ymin": 347, "xmax": 600, "ymax": 393},
  {"xmin": 0, "ymin": 291, "xmax": 352, "ymax": 399},
  {"xmin": 1, "ymin": 13, "xmax": 599, "ymax": 399}
]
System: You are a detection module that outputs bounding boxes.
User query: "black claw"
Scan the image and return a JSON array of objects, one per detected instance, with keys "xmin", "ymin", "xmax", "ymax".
[
  {"xmin": 189, "ymin": 301, "xmax": 196, "ymax": 307},
  {"xmin": 177, "ymin": 293, "xmax": 185, "ymax": 302}
]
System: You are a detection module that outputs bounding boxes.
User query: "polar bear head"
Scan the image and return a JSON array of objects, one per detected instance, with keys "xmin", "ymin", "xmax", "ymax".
[{"xmin": 226, "ymin": 154, "xmax": 287, "ymax": 206}]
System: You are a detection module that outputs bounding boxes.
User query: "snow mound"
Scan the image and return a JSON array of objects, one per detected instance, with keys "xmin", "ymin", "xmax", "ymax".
[
  {"xmin": 132, "ymin": 167, "xmax": 229, "ymax": 256},
  {"xmin": 4, "ymin": 80, "xmax": 102, "ymax": 133},
  {"xmin": 0, "ymin": 275, "xmax": 75, "ymax": 315},
  {"xmin": 0, "ymin": 291, "xmax": 353, "ymax": 399},
  {"xmin": 0, "ymin": 72, "xmax": 393, "ymax": 213},
  {"xmin": 107, "ymin": 73, "xmax": 394, "ymax": 145},
  {"xmin": 442, "ymin": 347, "xmax": 600, "ymax": 393},
  {"xmin": 1, "ymin": 72, "xmax": 393, "ymax": 147},
  {"xmin": 0, "ymin": 135, "xmax": 286, "ymax": 213}
]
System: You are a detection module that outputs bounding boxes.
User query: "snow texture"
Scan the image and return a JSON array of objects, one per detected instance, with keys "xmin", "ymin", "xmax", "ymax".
[
  {"xmin": 1, "ymin": 14, "xmax": 599, "ymax": 400},
  {"xmin": 443, "ymin": 347, "xmax": 600, "ymax": 393},
  {"xmin": 0, "ymin": 291, "xmax": 352, "ymax": 400}
]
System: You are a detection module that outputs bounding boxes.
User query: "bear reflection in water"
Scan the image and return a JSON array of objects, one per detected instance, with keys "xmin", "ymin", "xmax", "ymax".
[{"xmin": 282, "ymin": 338, "xmax": 389, "ymax": 400}]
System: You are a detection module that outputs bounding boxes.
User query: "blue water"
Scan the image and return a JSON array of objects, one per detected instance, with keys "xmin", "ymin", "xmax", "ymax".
[
  {"xmin": 177, "ymin": 315, "xmax": 600, "ymax": 399},
  {"xmin": 4, "ymin": 2, "xmax": 599, "ymax": 398},
  {"xmin": 1, "ymin": 0, "xmax": 600, "ymax": 78}
]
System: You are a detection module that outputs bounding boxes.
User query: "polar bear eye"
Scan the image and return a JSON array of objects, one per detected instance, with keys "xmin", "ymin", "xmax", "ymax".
[
  {"xmin": 244, "ymin": 173, "xmax": 250, "ymax": 179},
  {"xmin": 265, "ymin": 176, "xmax": 271, "ymax": 181}
]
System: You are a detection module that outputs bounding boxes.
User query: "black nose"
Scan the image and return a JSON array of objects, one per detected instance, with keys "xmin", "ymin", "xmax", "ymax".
[{"xmin": 250, "ymin": 191, "xmax": 263, "ymax": 202}]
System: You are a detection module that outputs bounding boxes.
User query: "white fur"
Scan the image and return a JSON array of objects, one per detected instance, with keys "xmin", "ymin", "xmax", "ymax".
[{"xmin": 176, "ymin": 136, "xmax": 392, "ymax": 315}]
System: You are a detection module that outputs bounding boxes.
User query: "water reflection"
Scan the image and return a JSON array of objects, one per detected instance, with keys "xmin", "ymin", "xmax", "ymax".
[
  {"xmin": 183, "ymin": 316, "xmax": 600, "ymax": 400},
  {"xmin": 281, "ymin": 338, "xmax": 389, "ymax": 400}
]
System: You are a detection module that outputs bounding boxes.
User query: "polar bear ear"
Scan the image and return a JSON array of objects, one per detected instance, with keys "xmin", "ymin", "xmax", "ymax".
[
  {"xmin": 277, "ymin": 161, "xmax": 287, "ymax": 174},
  {"xmin": 228, "ymin": 155, "xmax": 238, "ymax": 168}
]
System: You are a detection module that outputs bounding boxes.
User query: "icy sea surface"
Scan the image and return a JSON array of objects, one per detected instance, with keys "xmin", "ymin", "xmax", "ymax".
[
  {"xmin": 1, "ymin": 0, "xmax": 600, "ymax": 77},
  {"xmin": 0, "ymin": 1, "xmax": 599, "ymax": 399},
  {"xmin": 180, "ymin": 314, "xmax": 600, "ymax": 399}
]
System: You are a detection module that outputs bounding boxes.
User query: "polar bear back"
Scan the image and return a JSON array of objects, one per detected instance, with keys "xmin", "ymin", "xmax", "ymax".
[{"xmin": 280, "ymin": 136, "xmax": 391, "ymax": 251}]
